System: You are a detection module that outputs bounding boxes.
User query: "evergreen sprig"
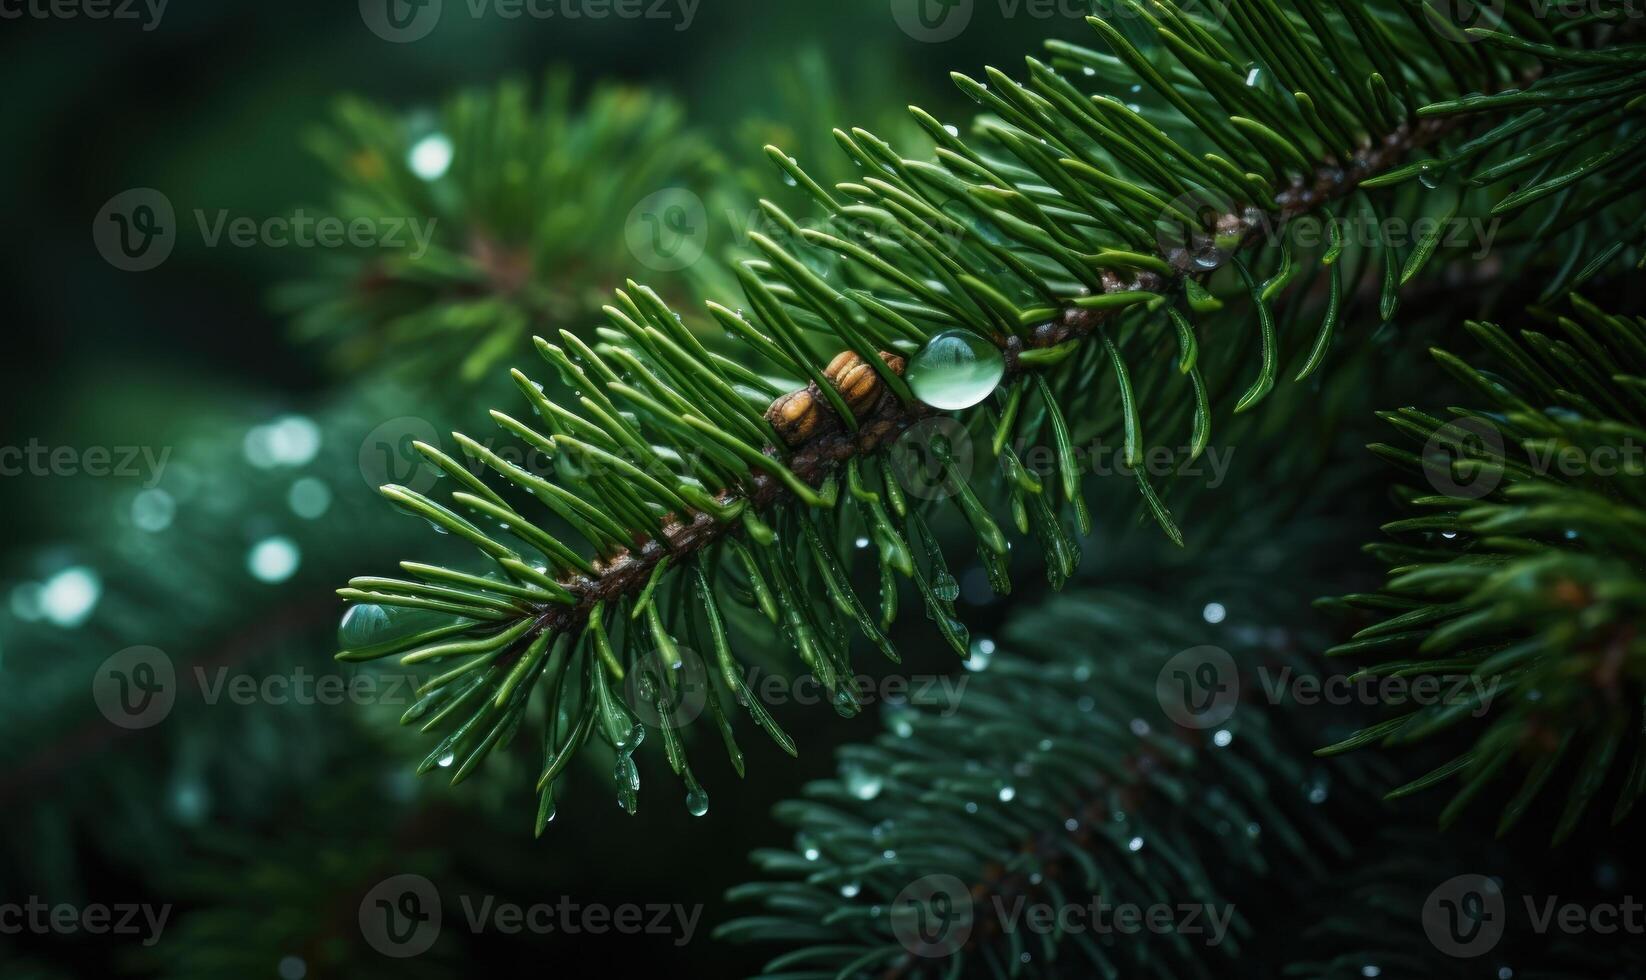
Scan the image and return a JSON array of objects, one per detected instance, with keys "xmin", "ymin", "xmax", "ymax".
[
  {"xmin": 276, "ymin": 71, "xmax": 724, "ymax": 382},
  {"xmin": 338, "ymin": 2, "xmax": 1645, "ymax": 821},
  {"xmin": 1320, "ymin": 296, "xmax": 1646, "ymax": 843},
  {"xmin": 716, "ymin": 589, "xmax": 1353, "ymax": 980}
]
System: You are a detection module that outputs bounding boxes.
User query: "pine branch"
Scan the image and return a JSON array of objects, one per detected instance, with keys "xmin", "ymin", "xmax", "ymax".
[
  {"xmin": 340, "ymin": 2, "xmax": 1646, "ymax": 821},
  {"xmin": 275, "ymin": 70, "xmax": 726, "ymax": 384},
  {"xmin": 1319, "ymin": 295, "xmax": 1646, "ymax": 843},
  {"xmin": 716, "ymin": 588, "xmax": 1359, "ymax": 979}
]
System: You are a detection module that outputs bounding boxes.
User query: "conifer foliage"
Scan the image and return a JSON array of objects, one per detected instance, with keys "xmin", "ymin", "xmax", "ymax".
[{"xmin": 337, "ymin": 1, "xmax": 1645, "ymax": 825}]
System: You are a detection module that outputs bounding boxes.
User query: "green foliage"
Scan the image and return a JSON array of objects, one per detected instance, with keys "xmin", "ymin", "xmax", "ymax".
[
  {"xmin": 338, "ymin": 1, "xmax": 1645, "ymax": 823},
  {"xmin": 275, "ymin": 72, "xmax": 726, "ymax": 383},
  {"xmin": 1286, "ymin": 832, "xmax": 1641, "ymax": 979},
  {"xmin": 1321, "ymin": 297, "xmax": 1646, "ymax": 842},
  {"xmin": 716, "ymin": 588, "xmax": 1353, "ymax": 979}
]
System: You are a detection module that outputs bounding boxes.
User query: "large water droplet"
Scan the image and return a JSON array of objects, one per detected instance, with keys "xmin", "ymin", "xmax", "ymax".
[
  {"xmin": 906, "ymin": 330, "xmax": 1005, "ymax": 410},
  {"xmin": 338, "ymin": 603, "xmax": 453, "ymax": 650},
  {"xmin": 685, "ymin": 772, "xmax": 710, "ymax": 817}
]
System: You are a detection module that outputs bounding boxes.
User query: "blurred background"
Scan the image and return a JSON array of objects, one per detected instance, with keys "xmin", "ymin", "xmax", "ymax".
[{"xmin": 0, "ymin": 2, "xmax": 1128, "ymax": 976}]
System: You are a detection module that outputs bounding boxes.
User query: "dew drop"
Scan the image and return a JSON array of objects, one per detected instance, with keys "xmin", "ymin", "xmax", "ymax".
[
  {"xmin": 685, "ymin": 782, "xmax": 710, "ymax": 817},
  {"xmin": 906, "ymin": 330, "xmax": 1005, "ymax": 410}
]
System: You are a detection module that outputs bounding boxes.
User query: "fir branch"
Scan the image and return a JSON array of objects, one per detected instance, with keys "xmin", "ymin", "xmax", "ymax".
[
  {"xmin": 341, "ymin": 1, "xmax": 1646, "ymax": 820},
  {"xmin": 1320, "ymin": 295, "xmax": 1646, "ymax": 843}
]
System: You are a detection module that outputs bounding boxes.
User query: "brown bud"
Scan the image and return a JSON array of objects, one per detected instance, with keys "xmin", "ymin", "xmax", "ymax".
[
  {"xmin": 766, "ymin": 388, "xmax": 821, "ymax": 447},
  {"xmin": 824, "ymin": 350, "xmax": 908, "ymax": 419}
]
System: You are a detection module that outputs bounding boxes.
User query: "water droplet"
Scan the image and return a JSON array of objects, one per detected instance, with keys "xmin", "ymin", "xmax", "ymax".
[
  {"xmin": 906, "ymin": 330, "xmax": 1005, "ymax": 410},
  {"xmin": 1202, "ymin": 602, "xmax": 1227, "ymax": 624},
  {"xmin": 1212, "ymin": 729, "xmax": 1233, "ymax": 747},
  {"xmin": 1417, "ymin": 161, "xmax": 1442, "ymax": 190},
  {"xmin": 437, "ymin": 752, "xmax": 455, "ymax": 768},
  {"xmin": 277, "ymin": 955, "xmax": 308, "ymax": 980},
  {"xmin": 840, "ymin": 881, "xmax": 861, "ymax": 898},
  {"xmin": 998, "ymin": 785, "xmax": 1016, "ymax": 802},
  {"xmin": 804, "ymin": 847, "xmax": 821, "ymax": 861},
  {"xmin": 1127, "ymin": 836, "xmax": 1145, "ymax": 852},
  {"xmin": 685, "ymin": 777, "xmax": 710, "ymax": 817}
]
